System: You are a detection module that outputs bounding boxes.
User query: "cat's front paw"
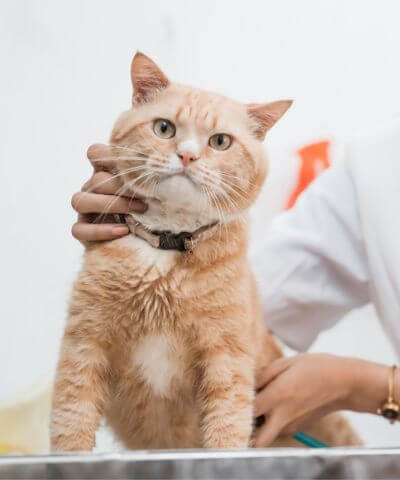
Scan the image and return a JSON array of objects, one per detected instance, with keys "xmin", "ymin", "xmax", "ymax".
[
  {"xmin": 50, "ymin": 432, "xmax": 95, "ymax": 453},
  {"xmin": 203, "ymin": 428, "xmax": 250, "ymax": 449}
]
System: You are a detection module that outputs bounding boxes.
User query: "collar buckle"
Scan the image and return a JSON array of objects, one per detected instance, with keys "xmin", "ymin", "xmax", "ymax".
[{"xmin": 157, "ymin": 231, "xmax": 192, "ymax": 252}]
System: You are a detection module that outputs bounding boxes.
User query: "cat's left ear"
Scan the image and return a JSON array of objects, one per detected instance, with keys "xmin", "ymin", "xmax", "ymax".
[
  {"xmin": 247, "ymin": 100, "xmax": 293, "ymax": 140},
  {"xmin": 131, "ymin": 52, "xmax": 169, "ymax": 104}
]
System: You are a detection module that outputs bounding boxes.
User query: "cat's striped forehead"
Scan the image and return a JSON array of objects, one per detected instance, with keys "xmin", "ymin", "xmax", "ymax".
[
  {"xmin": 109, "ymin": 83, "xmax": 253, "ymax": 143},
  {"xmin": 111, "ymin": 81, "xmax": 260, "ymax": 147},
  {"xmin": 159, "ymin": 84, "xmax": 250, "ymax": 134}
]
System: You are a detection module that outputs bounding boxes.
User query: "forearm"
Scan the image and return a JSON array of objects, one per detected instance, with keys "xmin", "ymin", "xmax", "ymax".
[
  {"xmin": 252, "ymin": 163, "xmax": 370, "ymax": 352},
  {"xmin": 345, "ymin": 358, "xmax": 399, "ymax": 415}
]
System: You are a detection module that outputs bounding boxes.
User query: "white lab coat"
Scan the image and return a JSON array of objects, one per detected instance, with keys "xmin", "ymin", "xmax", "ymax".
[{"xmin": 251, "ymin": 118, "xmax": 400, "ymax": 358}]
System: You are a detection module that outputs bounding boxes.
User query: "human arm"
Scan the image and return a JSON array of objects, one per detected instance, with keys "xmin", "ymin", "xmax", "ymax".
[
  {"xmin": 251, "ymin": 159, "xmax": 370, "ymax": 351},
  {"xmin": 253, "ymin": 353, "xmax": 399, "ymax": 447}
]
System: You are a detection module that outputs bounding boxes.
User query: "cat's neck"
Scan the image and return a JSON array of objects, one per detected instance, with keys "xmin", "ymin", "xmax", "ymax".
[
  {"xmin": 127, "ymin": 193, "xmax": 248, "ymax": 264},
  {"xmin": 128, "ymin": 197, "xmax": 248, "ymax": 263},
  {"xmin": 129, "ymin": 196, "xmax": 224, "ymax": 235},
  {"xmin": 191, "ymin": 216, "xmax": 248, "ymax": 265}
]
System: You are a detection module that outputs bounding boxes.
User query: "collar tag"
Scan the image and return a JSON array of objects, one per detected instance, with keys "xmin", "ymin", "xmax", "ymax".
[{"xmin": 158, "ymin": 231, "xmax": 192, "ymax": 251}]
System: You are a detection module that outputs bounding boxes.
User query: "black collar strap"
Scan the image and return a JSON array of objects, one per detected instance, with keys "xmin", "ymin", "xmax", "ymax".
[{"xmin": 125, "ymin": 216, "xmax": 219, "ymax": 252}]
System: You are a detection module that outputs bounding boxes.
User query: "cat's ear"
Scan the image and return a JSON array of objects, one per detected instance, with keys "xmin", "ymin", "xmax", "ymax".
[
  {"xmin": 131, "ymin": 52, "xmax": 169, "ymax": 104},
  {"xmin": 247, "ymin": 100, "xmax": 292, "ymax": 140}
]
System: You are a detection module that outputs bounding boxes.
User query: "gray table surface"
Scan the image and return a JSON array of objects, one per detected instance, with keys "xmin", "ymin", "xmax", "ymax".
[{"xmin": 1, "ymin": 448, "xmax": 400, "ymax": 479}]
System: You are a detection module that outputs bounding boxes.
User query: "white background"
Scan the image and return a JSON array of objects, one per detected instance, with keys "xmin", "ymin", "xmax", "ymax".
[{"xmin": 1, "ymin": 0, "xmax": 399, "ymax": 447}]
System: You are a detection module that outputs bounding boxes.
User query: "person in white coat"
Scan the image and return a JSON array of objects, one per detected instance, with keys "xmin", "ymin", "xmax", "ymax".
[
  {"xmin": 250, "ymin": 118, "xmax": 400, "ymax": 446},
  {"xmin": 71, "ymin": 118, "xmax": 400, "ymax": 447}
]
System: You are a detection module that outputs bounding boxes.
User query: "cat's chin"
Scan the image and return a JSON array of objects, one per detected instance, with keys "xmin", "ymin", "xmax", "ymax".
[
  {"xmin": 156, "ymin": 173, "xmax": 202, "ymax": 205},
  {"xmin": 129, "ymin": 174, "xmax": 217, "ymax": 234}
]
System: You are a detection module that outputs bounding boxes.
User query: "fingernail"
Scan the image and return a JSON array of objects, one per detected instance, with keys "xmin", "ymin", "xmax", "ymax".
[
  {"xmin": 129, "ymin": 201, "xmax": 148, "ymax": 213},
  {"xmin": 87, "ymin": 143, "xmax": 105, "ymax": 159},
  {"xmin": 112, "ymin": 226, "xmax": 129, "ymax": 236}
]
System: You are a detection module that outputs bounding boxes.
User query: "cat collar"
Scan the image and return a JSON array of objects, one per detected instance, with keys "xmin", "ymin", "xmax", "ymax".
[{"xmin": 125, "ymin": 216, "xmax": 219, "ymax": 252}]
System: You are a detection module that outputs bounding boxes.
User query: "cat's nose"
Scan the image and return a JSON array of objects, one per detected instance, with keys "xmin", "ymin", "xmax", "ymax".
[{"xmin": 177, "ymin": 151, "xmax": 199, "ymax": 167}]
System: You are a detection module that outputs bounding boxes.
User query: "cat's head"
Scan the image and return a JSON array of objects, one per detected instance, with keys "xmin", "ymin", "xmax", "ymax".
[{"xmin": 110, "ymin": 52, "xmax": 291, "ymax": 227}]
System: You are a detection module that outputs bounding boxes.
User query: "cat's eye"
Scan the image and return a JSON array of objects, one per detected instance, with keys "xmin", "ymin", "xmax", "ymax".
[
  {"xmin": 153, "ymin": 119, "xmax": 176, "ymax": 139},
  {"xmin": 209, "ymin": 133, "xmax": 232, "ymax": 151}
]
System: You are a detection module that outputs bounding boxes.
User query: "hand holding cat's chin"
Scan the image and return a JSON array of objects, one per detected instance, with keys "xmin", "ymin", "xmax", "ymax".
[{"xmin": 70, "ymin": 145, "xmax": 148, "ymax": 245}]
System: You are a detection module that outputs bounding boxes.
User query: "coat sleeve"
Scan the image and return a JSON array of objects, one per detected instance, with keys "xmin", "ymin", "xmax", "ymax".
[{"xmin": 250, "ymin": 158, "xmax": 370, "ymax": 351}]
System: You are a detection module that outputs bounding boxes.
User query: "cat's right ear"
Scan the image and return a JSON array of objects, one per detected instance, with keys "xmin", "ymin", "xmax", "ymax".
[
  {"xmin": 247, "ymin": 100, "xmax": 293, "ymax": 140},
  {"xmin": 131, "ymin": 52, "xmax": 169, "ymax": 104}
]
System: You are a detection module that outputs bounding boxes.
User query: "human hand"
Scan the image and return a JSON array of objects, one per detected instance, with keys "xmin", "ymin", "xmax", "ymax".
[
  {"xmin": 253, "ymin": 354, "xmax": 388, "ymax": 447},
  {"xmin": 71, "ymin": 144, "xmax": 147, "ymax": 245}
]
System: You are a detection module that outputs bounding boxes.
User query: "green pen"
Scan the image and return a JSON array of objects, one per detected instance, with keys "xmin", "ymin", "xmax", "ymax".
[
  {"xmin": 293, "ymin": 431, "xmax": 329, "ymax": 448},
  {"xmin": 255, "ymin": 415, "xmax": 329, "ymax": 448}
]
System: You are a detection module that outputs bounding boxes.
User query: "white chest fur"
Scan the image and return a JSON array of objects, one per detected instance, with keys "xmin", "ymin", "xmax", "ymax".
[
  {"xmin": 116, "ymin": 233, "xmax": 177, "ymax": 275},
  {"xmin": 133, "ymin": 334, "xmax": 184, "ymax": 397}
]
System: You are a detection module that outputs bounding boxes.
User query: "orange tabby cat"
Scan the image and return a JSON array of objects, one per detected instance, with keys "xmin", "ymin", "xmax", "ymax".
[{"xmin": 51, "ymin": 52, "xmax": 360, "ymax": 450}]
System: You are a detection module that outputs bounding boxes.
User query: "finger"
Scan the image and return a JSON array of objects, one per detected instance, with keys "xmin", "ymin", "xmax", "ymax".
[
  {"xmin": 253, "ymin": 412, "xmax": 285, "ymax": 448},
  {"xmin": 282, "ymin": 404, "xmax": 335, "ymax": 438},
  {"xmin": 81, "ymin": 178, "xmax": 92, "ymax": 192},
  {"xmin": 87, "ymin": 143, "xmax": 118, "ymax": 172},
  {"xmin": 254, "ymin": 383, "xmax": 279, "ymax": 418},
  {"xmin": 88, "ymin": 171, "xmax": 124, "ymax": 195},
  {"xmin": 71, "ymin": 222, "xmax": 129, "ymax": 243},
  {"xmin": 256, "ymin": 357, "xmax": 291, "ymax": 390},
  {"xmin": 71, "ymin": 192, "xmax": 147, "ymax": 214}
]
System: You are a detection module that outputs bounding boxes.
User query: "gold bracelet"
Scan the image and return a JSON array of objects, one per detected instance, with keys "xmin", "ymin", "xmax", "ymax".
[{"xmin": 377, "ymin": 365, "xmax": 400, "ymax": 424}]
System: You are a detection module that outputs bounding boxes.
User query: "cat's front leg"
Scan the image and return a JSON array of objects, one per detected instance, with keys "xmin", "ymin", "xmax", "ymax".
[
  {"xmin": 50, "ymin": 323, "xmax": 110, "ymax": 452},
  {"xmin": 197, "ymin": 340, "xmax": 255, "ymax": 449}
]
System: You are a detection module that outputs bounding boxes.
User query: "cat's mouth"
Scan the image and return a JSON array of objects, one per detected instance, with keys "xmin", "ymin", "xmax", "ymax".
[
  {"xmin": 154, "ymin": 169, "xmax": 206, "ymax": 207},
  {"xmin": 162, "ymin": 170, "xmax": 199, "ymax": 188}
]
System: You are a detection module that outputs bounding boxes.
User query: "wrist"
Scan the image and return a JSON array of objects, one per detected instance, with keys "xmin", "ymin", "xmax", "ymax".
[
  {"xmin": 395, "ymin": 368, "xmax": 400, "ymax": 404},
  {"xmin": 346, "ymin": 358, "xmax": 388, "ymax": 414}
]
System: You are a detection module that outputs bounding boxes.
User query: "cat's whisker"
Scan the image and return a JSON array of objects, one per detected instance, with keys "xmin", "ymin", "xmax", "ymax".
[
  {"xmin": 200, "ymin": 177, "xmax": 244, "ymax": 233},
  {"xmin": 218, "ymin": 189, "xmax": 241, "ymax": 216},
  {"xmin": 197, "ymin": 165, "xmax": 253, "ymax": 196},
  {"xmin": 219, "ymin": 173, "xmax": 256, "ymax": 191},
  {"xmin": 108, "ymin": 144, "xmax": 166, "ymax": 162},
  {"xmin": 215, "ymin": 188, "xmax": 247, "ymax": 229},
  {"xmin": 128, "ymin": 170, "xmax": 157, "ymax": 192},
  {"xmin": 109, "ymin": 143, "xmax": 160, "ymax": 154},
  {"xmin": 217, "ymin": 178, "xmax": 248, "ymax": 201},
  {"xmin": 218, "ymin": 170, "xmax": 254, "ymax": 184},
  {"xmin": 203, "ymin": 184, "xmax": 229, "ymax": 240},
  {"xmin": 147, "ymin": 160, "xmax": 167, "ymax": 170},
  {"xmin": 189, "ymin": 172, "xmax": 226, "ymax": 227},
  {"xmin": 137, "ymin": 172, "xmax": 157, "ymax": 191},
  {"xmin": 93, "ymin": 155, "xmax": 148, "ymax": 162},
  {"xmin": 146, "ymin": 177, "xmax": 160, "ymax": 199},
  {"xmin": 214, "ymin": 192, "xmax": 230, "ymax": 240},
  {"xmin": 148, "ymin": 177, "xmax": 160, "ymax": 194},
  {"xmin": 92, "ymin": 184, "xmax": 130, "ymax": 225},
  {"xmin": 74, "ymin": 166, "xmax": 149, "ymax": 208},
  {"xmin": 92, "ymin": 155, "xmax": 163, "ymax": 167},
  {"xmin": 109, "ymin": 155, "xmax": 166, "ymax": 164},
  {"xmin": 201, "ymin": 185, "xmax": 224, "ymax": 242},
  {"xmin": 82, "ymin": 161, "xmax": 165, "ymax": 207}
]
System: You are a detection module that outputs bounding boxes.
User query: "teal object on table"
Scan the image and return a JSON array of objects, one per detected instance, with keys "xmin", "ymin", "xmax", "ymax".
[
  {"xmin": 255, "ymin": 415, "xmax": 329, "ymax": 448},
  {"xmin": 293, "ymin": 431, "xmax": 329, "ymax": 448}
]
